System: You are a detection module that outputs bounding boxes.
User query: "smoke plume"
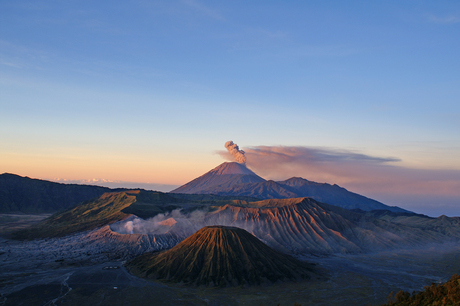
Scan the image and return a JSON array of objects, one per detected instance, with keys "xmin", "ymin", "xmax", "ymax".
[
  {"xmin": 110, "ymin": 209, "xmax": 207, "ymax": 236},
  {"xmin": 225, "ymin": 141, "xmax": 246, "ymax": 164},
  {"xmin": 110, "ymin": 208, "xmax": 253, "ymax": 236}
]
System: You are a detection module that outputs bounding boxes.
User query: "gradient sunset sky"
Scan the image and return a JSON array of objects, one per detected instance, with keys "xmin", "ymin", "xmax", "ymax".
[{"xmin": 1, "ymin": 1, "xmax": 459, "ymax": 216}]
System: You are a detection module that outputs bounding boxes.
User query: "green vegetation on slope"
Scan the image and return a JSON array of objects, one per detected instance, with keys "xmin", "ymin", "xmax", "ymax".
[
  {"xmin": 120, "ymin": 190, "xmax": 185, "ymax": 219},
  {"xmin": 12, "ymin": 191, "xmax": 138, "ymax": 239},
  {"xmin": 383, "ymin": 274, "xmax": 460, "ymax": 306}
]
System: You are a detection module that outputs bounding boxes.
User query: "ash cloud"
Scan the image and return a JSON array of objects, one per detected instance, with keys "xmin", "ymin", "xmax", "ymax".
[
  {"xmin": 217, "ymin": 145, "xmax": 460, "ymax": 216},
  {"xmin": 219, "ymin": 145, "xmax": 402, "ymax": 184},
  {"xmin": 225, "ymin": 141, "xmax": 247, "ymax": 164},
  {"xmin": 245, "ymin": 145, "xmax": 400, "ymax": 164}
]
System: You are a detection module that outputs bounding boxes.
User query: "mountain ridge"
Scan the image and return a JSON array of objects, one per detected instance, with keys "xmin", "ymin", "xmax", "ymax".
[
  {"xmin": 11, "ymin": 190, "xmax": 460, "ymax": 256},
  {"xmin": 170, "ymin": 162, "xmax": 408, "ymax": 213},
  {"xmin": 0, "ymin": 173, "xmax": 115, "ymax": 213}
]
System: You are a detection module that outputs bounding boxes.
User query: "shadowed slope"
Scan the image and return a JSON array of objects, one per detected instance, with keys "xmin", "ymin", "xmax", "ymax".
[
  {"xmin": 209, "ymin": 178, "xmax": 407, "ymax": 213},
  {"xmin": 0, "ymin": 173, "xmax": 112, "ymax": 213},
  {"xmin": 209, "ymin": 180, "xmax": 299, "ymax": 199},
  {"xmin": 126, "ymin": 226, "xmax": 318, "ymax": 286},
  {"xmin": 278, "ymin": 177, "xmax": 407, "ymax": 212}
]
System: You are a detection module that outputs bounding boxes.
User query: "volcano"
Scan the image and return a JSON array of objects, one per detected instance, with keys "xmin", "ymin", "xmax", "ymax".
[
  {"xmin": 171, "ymin": 162, "xmax": 408, "ymax": 213},
  {"xmin": 170, "ymin": 162, "xmax": 265, "ymax": 194},
  {"xmin": 126, "ymin": 225, "xmax": 317, "ymax": 286}
]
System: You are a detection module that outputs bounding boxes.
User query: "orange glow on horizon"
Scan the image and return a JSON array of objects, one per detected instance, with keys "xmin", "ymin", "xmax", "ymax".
[{"xmin": 0, "ymin": 151, "xmax": 224, "ymax": 186}]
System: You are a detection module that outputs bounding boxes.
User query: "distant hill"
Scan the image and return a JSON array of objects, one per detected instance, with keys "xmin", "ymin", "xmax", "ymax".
[
  {"xmin": 171, "ymin": 162, "xmax": 408, "ymax": 213},
  {"xmin": 126, "ymin": 225, "xmax": 318, "ymax": 286},
  {"xmin": 0, "ymin": 173, "xmax": 113, "ymax": 213}
]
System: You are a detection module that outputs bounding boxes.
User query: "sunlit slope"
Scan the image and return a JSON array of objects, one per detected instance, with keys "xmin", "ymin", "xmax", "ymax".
[
  {"xmin": 171, "ymin": 162, "xmax": 265, "ymax": 194},
  {"xmin": 12, "ymin": 191, "xmax": 460, "ymax": 256},
  {"xmin": 126, "ymin": 225, "xmax": 318, "ymax": 286},
  {"xmin": 12, "ymin": 190, "xmax": 185, "ymax": 240},
  {"xmin": 206, "ymin": 198, "xmax": 460, "ymax": 254},
  {"xmin": 12, "ymin": 191, "xmax": 136, "ymax": 239}
]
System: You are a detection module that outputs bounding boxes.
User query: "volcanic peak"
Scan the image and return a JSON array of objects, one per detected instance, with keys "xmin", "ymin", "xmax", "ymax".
[
  {"xmin": 170, "ymin": 162, "xmax": 265, "ymax": 194},
  {"xmin": 126, "ymin": 225, "xmax": 316, "ymax": 286},
  {"xmin": 207, "ymin": 162, "xmax": 258, "ymax": 176},
  {"xmin": 171, "ymin": 162, "xmax": 409, "ymax": 213}
]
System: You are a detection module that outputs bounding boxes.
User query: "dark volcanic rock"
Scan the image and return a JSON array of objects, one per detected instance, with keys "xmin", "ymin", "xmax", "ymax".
[{"xmin": 126, "ymin": 225, "xmax": 317, "ymax": 286}]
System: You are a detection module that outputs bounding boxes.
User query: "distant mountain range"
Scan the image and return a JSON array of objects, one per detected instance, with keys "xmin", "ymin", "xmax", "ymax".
[
  {"xmin": 2, "ymin": 163, "xmax": 408, "ymax": 215},
  {"xmin": 1, "ymin": 162, "xmax": 408, "ymax": 215},
  {"xmin": 171, "ymin": 162, "xmax": 408, "ymax": 213},
  {"xmin": 0, "ymin": 173, "xmax": 114, "ymax": 213},
  {"xmin": 0, "ymin": 172, "xmax": 257, "ymax": 215}
]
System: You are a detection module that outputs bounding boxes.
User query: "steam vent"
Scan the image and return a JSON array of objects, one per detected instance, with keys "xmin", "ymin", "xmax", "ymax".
[{"xmin": 126, "ymin": 226, "xmax": 318, "ymax": 286}]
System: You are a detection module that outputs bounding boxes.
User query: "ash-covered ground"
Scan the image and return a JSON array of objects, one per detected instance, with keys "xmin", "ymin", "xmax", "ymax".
[{"xmin": 2, "ymin": 223, "xmax": 460, "ymax": 306}]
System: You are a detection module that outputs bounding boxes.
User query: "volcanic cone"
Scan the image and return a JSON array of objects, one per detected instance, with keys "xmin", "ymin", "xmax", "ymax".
[{"xmin": 126, "ymin": 225, "xmax": 317, "ymax": 286}]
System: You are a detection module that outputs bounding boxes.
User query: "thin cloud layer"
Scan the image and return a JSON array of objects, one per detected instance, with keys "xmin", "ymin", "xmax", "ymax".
[
  {"xmin": 246, "ymin": 145, "xmax": 400, "ymax": 164},
  {"xmin": 219, "ymin": 145, "xmax": 403, "ymax": 185},
  {"xmin": 427, "ymin": 14, "xmax": 460, "ymax": 24},
  {"xmin": 181, "ymin": 0, "xmax": 225, "ymax": 21}
]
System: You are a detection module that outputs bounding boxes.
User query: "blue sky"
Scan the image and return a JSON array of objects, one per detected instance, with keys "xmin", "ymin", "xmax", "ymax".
[{"xmin": 1, "ymin": 1, "xmax": 459, "ymax": 216}]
